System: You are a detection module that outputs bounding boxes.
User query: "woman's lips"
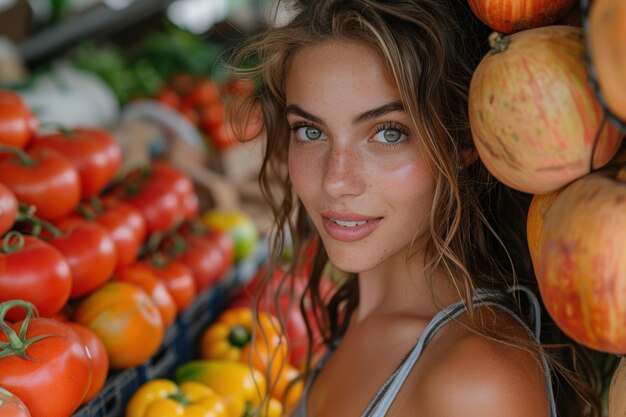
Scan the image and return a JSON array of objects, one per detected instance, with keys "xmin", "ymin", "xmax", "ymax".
[{"xmin": 321, "ymin": 214, "xmax": 382, "ymax": 242}]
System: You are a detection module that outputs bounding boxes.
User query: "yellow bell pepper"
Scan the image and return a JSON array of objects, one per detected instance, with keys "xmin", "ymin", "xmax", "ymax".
[
  {"xmin": 125, "ymin": 379, "xmax": 227, "ymax": 417},
  {"xmin": 256, "ymin": 397, "xmax": 283, "ymax": 417},
  {"xmin": 270, "ymin": 364, "xmax": 304, "ymax": 415},
  {"xmin": 175, "ymin": 360, "xmax": 266, "ymax": 417},
  {"xmin": 200, "ymin": 307, "xmax": 289, "ymax": 378}
]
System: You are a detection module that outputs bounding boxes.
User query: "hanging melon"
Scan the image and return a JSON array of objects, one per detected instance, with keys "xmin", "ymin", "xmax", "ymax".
[
  {"xmin": 469, "ymin": 25, "xmax": 622, "ymax": 194},
  {"xmin": 588, "ymin": 0, "xmax": 626, "ymax": 125},
  {"xmin": 538, "ymin": 165, "xmax": 626, "ymax": 353}
]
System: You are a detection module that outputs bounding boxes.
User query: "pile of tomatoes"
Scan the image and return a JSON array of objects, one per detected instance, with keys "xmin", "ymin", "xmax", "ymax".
[
  {"xmin": 153, "ymin": 74, "xmax": 261, "ymax": 151},
  {"xmin": 0, "ymin": 90, "xmax": 239, "ymax": 417}
]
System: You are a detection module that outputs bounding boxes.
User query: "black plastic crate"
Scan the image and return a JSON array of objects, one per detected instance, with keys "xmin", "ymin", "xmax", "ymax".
[
  {"xmin": 176, "ymin": 285, "xmax": 221, "ymax": 361},
  {"xmin": 72, "ymin": 367, "xmax": 140, "ymax": 417},
  {"xmin": 136, "ymin": 321, "xmax": 182, "ymax": 383}
]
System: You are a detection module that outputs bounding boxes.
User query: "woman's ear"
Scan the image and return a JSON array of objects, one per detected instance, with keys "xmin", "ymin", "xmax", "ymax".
[{"xmin": 462, "ymin": 147, "xmax": 479, "ymax": 167}]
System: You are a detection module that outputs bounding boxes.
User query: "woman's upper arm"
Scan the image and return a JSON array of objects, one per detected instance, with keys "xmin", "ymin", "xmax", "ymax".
[{"xmin": 412, "ymin": 333, "xmax": 552, "ymax": 417}]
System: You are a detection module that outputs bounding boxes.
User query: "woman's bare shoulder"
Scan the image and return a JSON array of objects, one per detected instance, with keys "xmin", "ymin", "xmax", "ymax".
[{"xmin": 401, "ymin": 311, "xmax": 552, "ymax": 417}]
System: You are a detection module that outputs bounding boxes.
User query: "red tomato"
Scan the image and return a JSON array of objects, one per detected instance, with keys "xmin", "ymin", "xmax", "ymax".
[
  {"xmin": 182, "ymin": 78, "xmax": 221, "ymax": 108},
  {"xmin": 0, "ymin": 148, "xmax": 80, "ymax": 220},
  {"xmin": 69, "ymin": 196, "xmax": 147, "ymax": 268},
  {"xmin": 178, "ymin": 221, "xmax": 235, "ymax": 269},
  {"xmin": 206, "ymin": 101, "xmax": 262, "ymax": 148},
  {"xmin": 151, "ymin": 160, "xmax": 198, "ymax": 219},
  {"xmin": 208, "ymin": 122, "xmax": 237, "ymax": 151},
  {"xmin": 93, "ymin": 197, "xmax": 146, "ymax": 268},
  {"xmin": 154, "ymin": 87, "xmax": 181, "ymax": 109},
  {"xmin": 179, "ymin": 105, "xmax": 200, "ymax": 126},
  {"xmin": 169, "ymin": 73, "xmax": 195, "ymax": 97},
  {"xmin": 0, "ymin": 235, "xmax": 72, "ymax": 320},
  {"xmin": 74, "ymin": 282, "xmax": 164, "ymax": 369},
  {"xmin": 119, "ymin": 177, "xmax": 184, "ymax": 233},
  {"xmin": 50, "ymin": 218, "xmax": 117, "ymax": 298},
  {"xmin": 225, "ymin": 78, "xmax": 255, "ymax": 95},
  {"xmin": 0, "ymin": 91, "xmax": 38, "ymax": 149},
  {"xmin": 176, "ymin": 234, "xmax": 226, "ymax": 291},
  {"xmin": 65, "ymin": 322, "xmax": 109, "ymax": 404},
  {"xmin": 0, "ymin": 387, "xmax": 31, "ymax": 417},
  {"xmin": 206, "ymin": 228, "xmax": 235, "ymax": 271},
  {"xmin": 0, "ymin": 182, "xmax": 18, "ymax": 236},
  {"xmin": 30, "ymin": 128, "xmax": 122, "ymax": 198},
  {"xmin": 200, "ymin": 101, "xmax": 225, "ymax": 131},
  {"xmin": 0, "ymin": 301, "xmax": 92, "ymax": 417},
  {"xmin": 139, "ymin": 257, "xmax": 196, "ymax": 311},
  {"xmin": 181, "ymin": 192, "xmax": 199, "ymax": 220},
  {"xmin": 115, "ymin": 265, "xmax": 178, "ymax": 327}
]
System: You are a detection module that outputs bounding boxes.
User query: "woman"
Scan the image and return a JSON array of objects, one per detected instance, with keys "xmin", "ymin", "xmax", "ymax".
[{"xmin": 231, "ymin": 1, "xmax": 600, "ymax": 416}]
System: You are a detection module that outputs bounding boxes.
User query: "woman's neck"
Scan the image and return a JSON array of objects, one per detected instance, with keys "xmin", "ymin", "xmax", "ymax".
[{"xmin": 352, "ymin": 249, "xmax": 461, "ymax": 325}]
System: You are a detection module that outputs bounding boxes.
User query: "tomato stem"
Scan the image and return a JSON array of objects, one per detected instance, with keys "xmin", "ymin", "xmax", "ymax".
[
  {"xmin": 149, "ymin": 252, "xmax": 167, "ymax": 269},
  {"xmin": 2, "ymin": 231, "xmax": 25, "ymax": 254},
  {"xmin": 0, "ymin": 145, "xmax": 36, "ymax": 167},
  {"xmin": 189, "ymin": 219, "xmax": 206, "ymax": 236},
  {"xmin": 167, "ymin": 233, "xmax": 188, "ymax": 258},
  {"xmin": 76, "ymin": 203, "xmax": 97, "ymax": 221},
  {"xmin": 0, "ymin": 300, "xmax": 35, "ymax": 354},
  {"xmin": 89, "ymin": 196, "xmax": 105, "ymax": 213},
  {"xmin": 15, "ymin": 207, "xmax": 63, "ymax": 238},
  {"xmin": 0, "ymin": 300, "xmax": 59, "ymax": 360}
]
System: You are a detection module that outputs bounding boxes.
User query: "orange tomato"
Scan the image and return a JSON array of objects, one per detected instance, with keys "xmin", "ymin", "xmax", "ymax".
[
  {"xmin": 114, "ymin": 265, "xmax": 178, "ymax": 328},
  {"xmin": 74, "ymin": 282, "xmax": 164, "ymax": 369}
]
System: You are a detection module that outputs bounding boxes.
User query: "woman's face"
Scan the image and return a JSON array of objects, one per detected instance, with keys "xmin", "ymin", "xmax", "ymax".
[{"xmin": 286, "ymin": 40, "xmax": 435, "ymax": 274}]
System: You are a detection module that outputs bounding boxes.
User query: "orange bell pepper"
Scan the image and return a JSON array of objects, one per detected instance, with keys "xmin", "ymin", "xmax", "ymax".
[{"xmin": 200, "ymin": 308, "xmax": 289, "ymax": 381}]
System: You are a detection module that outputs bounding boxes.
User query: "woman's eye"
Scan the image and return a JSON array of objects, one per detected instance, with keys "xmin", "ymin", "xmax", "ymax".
[
  {"xmin": 294, "ymin": 125, "xmax": 326, "ymax": 141},
  {"xmin": 374, "ymin": 128, "xmax": 407, "ymax": 144}
]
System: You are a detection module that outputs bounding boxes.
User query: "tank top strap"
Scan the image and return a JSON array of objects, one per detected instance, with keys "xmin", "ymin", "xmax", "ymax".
[{"xmin": 364, "ymin": 287, "xmax": 557, "ymax": 417}]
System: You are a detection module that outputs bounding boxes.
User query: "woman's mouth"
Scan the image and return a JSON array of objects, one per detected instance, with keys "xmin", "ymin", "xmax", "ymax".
[
  {"xmin": 322, "ymin": 213, "xmax": 382, "ymax": 242},
  {"xmin": 330, "ymin": 219, "xmax": 369, "ymax": 227}
]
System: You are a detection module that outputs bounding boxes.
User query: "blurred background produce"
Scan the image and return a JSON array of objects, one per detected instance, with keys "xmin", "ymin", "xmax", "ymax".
[{"xmin": 1, "ymin": 0, "xmax": 625, "ymax": 416}]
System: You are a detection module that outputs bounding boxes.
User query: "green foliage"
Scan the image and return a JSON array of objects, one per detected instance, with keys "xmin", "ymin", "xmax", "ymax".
[{"xmin": 72, "ymin": 25, "xmax": 225, "ymax": 104}]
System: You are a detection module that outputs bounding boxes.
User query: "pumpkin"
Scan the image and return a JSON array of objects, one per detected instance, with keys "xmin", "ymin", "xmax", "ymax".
[
  {"xmin": 538, "ymin": 165, "xmax": 626, "ymax": 353},
  {"xmin": 609, "ymin": 356, "xmax": 626, "ymax": 417},
  {"xmin": 526, "ymin": 189, "xmax": 563, "ymax": 275},
  {"xmin": 468, "ymin": 0, "xmax": 577, "ymax": 33},
  {"xmin": 588, "ymin": 0, "xmax": 626, "ymax": 124},
  {"xmin": 469, "ymin": 25, "xmax": 623, "ymax": 194}
]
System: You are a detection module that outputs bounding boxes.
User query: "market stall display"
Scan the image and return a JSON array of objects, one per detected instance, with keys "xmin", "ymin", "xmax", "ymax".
[{"xmin": 1, "ymin": 0, "xmax": 625, "ymax": 415}]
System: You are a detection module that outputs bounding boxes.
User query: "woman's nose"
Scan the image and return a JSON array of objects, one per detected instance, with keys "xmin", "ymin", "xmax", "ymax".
[{"xmin": 322, "ymin": 144, "xmax": 367, "ymax": 198}]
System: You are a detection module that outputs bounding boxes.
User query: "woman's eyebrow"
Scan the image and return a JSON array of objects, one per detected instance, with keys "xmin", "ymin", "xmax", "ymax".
[
  {"xmin": 286, "ymin": 105, "xmax": 324, "ymax": 124},
  {"xmin": 286, "ymin": 101, "xmax": 404, "ymax": 125},
  {"xmin": 353, "ymin": 101, "xmax": 404, "ymax": 124}
]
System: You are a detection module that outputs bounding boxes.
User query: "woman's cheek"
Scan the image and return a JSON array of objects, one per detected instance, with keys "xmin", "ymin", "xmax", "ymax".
[{"xmin": 288, "ymin": 147, "xmax": 316, "ymax": 198}]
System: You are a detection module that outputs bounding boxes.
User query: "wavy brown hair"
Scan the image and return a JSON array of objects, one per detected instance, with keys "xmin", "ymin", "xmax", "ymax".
[{"xmin": 230, "ymin": 0, "xmax": 601, "ymax": 415}]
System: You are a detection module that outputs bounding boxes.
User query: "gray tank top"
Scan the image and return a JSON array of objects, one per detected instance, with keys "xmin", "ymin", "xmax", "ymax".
[{"xmin": 289, "ymin": 286, "xmax": 557, "ymax": 417}]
